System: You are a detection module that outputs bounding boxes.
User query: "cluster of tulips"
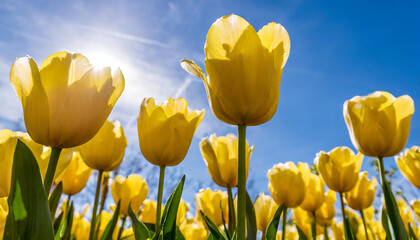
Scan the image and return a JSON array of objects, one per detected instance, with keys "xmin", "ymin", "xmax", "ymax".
[{"xmin": 0, "ymin": 13, "xmax": 419, "ymax": 240}]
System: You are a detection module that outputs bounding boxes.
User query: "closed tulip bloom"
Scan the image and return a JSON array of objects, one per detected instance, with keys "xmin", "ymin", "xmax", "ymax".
[
  {"xmin": 79, "ymin": 120, "xmax": 127, "ymax": 171},
  {"xmin": 0, "ymin": 197, "xmax": 7, "ymax": 238},
  {"xmin": 181, "ymin": 14, "xmax": 290, "ymax": 126},
  {"xmin": 344, "ymin": 91, "xmax": 415, "ymax": 158},
  {"xmin": 345, "ymin": 172, "xmax": 377, "ymax": 211},
  {"xmin": 292, "ymin": 207, "xmax": 314, "ymax": 238},
  {"xmin": 138, "ymin": 97, "xmax": 204, "ymax": 166},
  {"xmin": 195, "ymin": 188, "xmax": 228, "ymax": 226},
  {"xmin": 200, "ymin": 133, "xmax": 254, "ymax": 188},
  {"xmin": 267, "ymin": 162, "xmax": 306, "ymax": 208},
  {"xmin": 38, "ymin": 147, "xmax": 73, "ymax": 180},
  {"xmin": 177, "ymin": 200, "xmax": 189, "ymax": 226},
  {"xmin": 110, "ymin": 174, "xmax": 148, "ymax": 216},
  {"xmin": 98, "ymin": 211, "xmax": 119, "ymax": 239},
  {"xmin": 397, "ymin": 198, "xmax": 415, "ymax": 230},
  {"xmin": 140, "ymin": 200, "xmax": 162, "ymax": 224},
  {"xmin": 55, "ymin": 150, "xmax": 92, "ymax": 195},
  {"xmin": 411, "ymin": 200, "xmax": 420, "ymax": 223},
  {"xmin": 276, "ymin": 226, "xmax": 298, "ymax": 240},
  {"xmin": 254, "ymin": 193, "xmax": 278, "ymax": 232},
  {"xmin": 10, "ymin": 51, "xmax": 125, "ymax": 148},
  {"xmin": 395, "ymin": 146, "xmax": 420, "ymax": 189},
  {"xmin": 330, "ymin": 221, "xmax": 344, "ymax": 240},
  {"xmin": 72, "ymin": 214, "xmax": 90, "ymax": 240},
  {"xmin": 315, "ymin": 190, "xmax": 337, "ymax": 226},
  {"xmin": 298, "ymin": 163, "xmax": 325, "ymax": 212},
  {"xmin": 179, "ymin": 221, "xmax": 208, "ymax": 240},
  {"xmin": 315, "ymin": 147, "xmax": 363, "ymax": 193}
]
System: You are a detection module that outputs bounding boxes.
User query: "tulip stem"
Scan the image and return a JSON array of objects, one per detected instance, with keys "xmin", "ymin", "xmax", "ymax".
[
  {"xmin": 282, "ymin": 207, "xmax": 287, "ymax": 240},
  {"xmin": 89, "ymin": 170, "xmax": 103, "ymax": 240},
  {"xmin": 237, "ymin": 124, "xmax": 247, "ymax": 240},
  {"xmin": 43, "ymin": 147, "xmax": 62, "ymax": 195},
  {"xmin": 117, "ymin": 215, "xmax": 127, "ymax": 240},
  {"xmin": 360, "ymin": 209, "xmax": 369, "ymax": 240},
  {"xmin": 311, "ymin": 212, "xmax": 316, "ymax": 240},
  {"xmin": 154, "ymin": 165, "xmax": 166, "ymax": 239},
  {"xmin": 227, "ymin": 185, "xmax": 236, "ymax": 235},
  {"xmin": 324, "ymin": 225, "xmax": 329, "ymax": 240},
  {"xmin": 339, "ymin": 192, "xmax": 347, "ymax": 236}
]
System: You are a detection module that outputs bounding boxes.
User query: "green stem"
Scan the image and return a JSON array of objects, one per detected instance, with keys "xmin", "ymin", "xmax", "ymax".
[
  {"xmin": 261, "ymin": 231, "xmax": 266, "ymax": 240},
  {"xmin": 324, "ymin": 225, "xmax": 329, "ymax": 240},
  {"xmin": 65, "ymin": 194, "xmax": 72, "ymax": 219},
  {"xmin": 360, "ymin": 209, "xmax": 370, "ymax": 240},
  {"xmin": 311, "ymin": 212, "xmax": 316, "ymax": 240},
  {"xmin": 89, "ymin": 170, "xmax": 103, "ymax": 240},
  {"xmin": 154, "ymin": 166, "xmax": 166, "ymax": 240},
  {"xmin": 282, "ymin": 207, "xmax": 287, "ymax": 240},
  {"xmin": 227, "ymin": 185, "xmax": 236, "ymax": 235},
  {"xmin": 377, "ymin": 156, "xmax": 408, "ymax": 239},
  {"xmin": 339, "ymin": 192, "xmax": 347, "ymax": 236},
  {"xmin": 237, "ymin": 124, "xmax": 247, "ymax": 240},
  {"xmin": 43, "ymin": 147, "xmax": 62, "ymax": 194},
  {"xmin": 117, "ymin": 215, "xmax": 127, "ymax": 240}
]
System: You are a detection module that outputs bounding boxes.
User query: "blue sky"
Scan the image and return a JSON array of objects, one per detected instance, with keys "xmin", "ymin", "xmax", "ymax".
[{"xmin": 0, "ymin": 1, "xmax": 419, "ymax": 214}]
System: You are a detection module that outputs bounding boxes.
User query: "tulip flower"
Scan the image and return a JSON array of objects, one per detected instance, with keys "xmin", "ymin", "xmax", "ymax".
[
  {"xmin": 0, "ymin": 197, "xmax": 7, "ymax": 238},
  {"xmin": 344, "ymin": 91, "xmax": 414, "ymax": 158},
  {"xmin": 10, "ymin": 51, "xmax": 124, "ymax": 195},
  {"xmin": 181, "ymin": 14, "xmax": 291, "ymax": 240},
  {"xmin": 412, "ymin": 200, "xmax": 420, "ymax": 223},
  {"xmin": 345, "ymin": 172, "xmax": 377, "ymax": 211},
  {"xmin": 395, "ymin": 146, "xmax": 420, "ymax": 189},
  {"xmin": 177, "ymin": 200, "xmax": 189, "ymax": 226},
  {"xmin": 195, "ymin": 188, "xmax": 228, "ymax": 226},
  {"xmin": 140, "ymin": 200, "xmax": 162, "ymax": 224},
  {"xmin": 315, "ymin": 190, "xmax": 336, "ymax": 226},
  {"xmin": 344, "ymin": 91, "xmax": 414, "ymax": 239},
  {"xmin": 293, "ymin": 207, "xmax": 322, "ymax": 239},
  {"xmin": 330, "ymin": 221, "xmax": 344, "ymax": 240},
  {"xmin": 179, "ymin": 221, "xmax": 208, "ymax": 240},
  {"xmin": 397, "ymin": 199, "xmax": 416, "ymax": 230},
  {"xmin": 298, "ymin": 163, "xmax": 324, "ymax": 213},
  {"xmin": 254, "ymin": 193, "xmax": 278, "ymax": 237},
  {"xmin": 98, "ymin": 211, "xmax": 119, "ymax": 239},
  {"xmin": 200, "ymin": 133, "xmax": 254, "ymax": 188},
  {"xmin": 55, "ymin": 150, "xmax": 92, "ymax": 196},
  {"xmin": 110, "ymin": 174, "xmax": 148, "ymax": 216},
  {"xmin": 276, "ymin": 226, "xmax": 298, "ymax": 240}
]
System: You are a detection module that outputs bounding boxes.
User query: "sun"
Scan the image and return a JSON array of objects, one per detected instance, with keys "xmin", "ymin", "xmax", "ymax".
[{"xmin": 83, "ymin": 51, "xmax": 123, "ymax": 70}]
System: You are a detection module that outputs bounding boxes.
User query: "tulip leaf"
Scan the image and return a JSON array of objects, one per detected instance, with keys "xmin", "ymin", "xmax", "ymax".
[
  {"xmin": 245, "ymin": 191, "xmax": 257, "ymax": 240},
  {"xmin": 296, "ymin": 225, "xmax": 308, "ymax": 240},
  {"xmin": 200, "ymin": 210, "xmax": 228, "ymax": 240},
  {"xmin": 49, "ymin": 182, "xmax": 63, "ymax": 222},
  {"xmin": 343, "ymin": 217, "xmax": 356, "ymax": 240},
  {"xmin": 381, "ymin": 207, "xmax": 393, "ymax": 240},
  {"xmin": 227, "ymin": 186, "xmax": 236, "ymax": 237},
  {"xmin": 176, "ymin": 226, "xmax": 185, "ymax": 240},
  {"xmin": 408, "ymin": 223, "xmax": 418, "ymax": 240},
  {"xmin": 100, "ymin": 201, "xmax": 120, "ymax": 240},
  {"xmin": 4, "ymin": 140, "xmax": 54, "ymax": 240},
  {"xmin": 61, "ymin": 202, "xmax": 74, "ymax": 240},
  {"xmin": 219, "ymin": 201, "xmax": 231, "ymax": 239},
  {"xmin": 53, "ymin": 211, "xmax": 63, "ymax": 234},
  {"xmin": 128, "ymin": 203, "xmax": 151, "ymax": 240},
  {"xmin": 161, "ymin": 175, "xmax": 185, "ymax": 240},
  {"xmin": 265, "ymin": 203, "xmax": 285, "ymax": 240}
]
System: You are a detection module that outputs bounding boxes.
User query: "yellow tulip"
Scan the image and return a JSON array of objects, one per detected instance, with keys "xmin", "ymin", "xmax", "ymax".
[
  {"xmin": 200, "ymin": 133, "xmax": 254, "ymax": 188},
  {"xmin": 195, "ymin": 188, "xmax": 228, "ymax": 226},
  {"xmin": 298, "ymin": 163, "xmax": 324, "ymax": 212},
  {"xmin": 254, "ymin": 193, "xmax": 278, "ymax": 232},
  {"xmin": 315, "ymin": 146, "xmax": 363, "ymax": 193},
  {"xmin": 137, "ymin": 97, "xmax": 204, "ymax": 166},
  {"xmin": 110, "ymin": 174, "xmax": 148, "ymax": 216},
  {"xmin": 181, "ymin": 14, "xmax": 290, "ymax": 126},
  {"xmin": 179, "ymin": 221, "xmax": 208, "ymax": 240},
  {"xmin": 55, "ymin": 150, "xmax": 92, "ymax": 195},
  {"xmin": 276, "ymin": 226, "xmax": 298, "ymax": 240},
  {"xmin": 293, "ymin": 207, "xmax": 322, "ymax": 238},
  {"xmin": 140, "ymin": 200, "xmax": 162, "ymax": 224},
  {"xmin": 345, "ymin": 172, "xmax": 377, "ymax": 211},
  {"xmin": 315, "ymin": 190, "xmax": 336, "ymax": 226},
  {"xmin": 0, "ymin": 197, "xmax": 7, "ymax": 238},
  {"xmin": 343, "ymin": 91, "xmax": 415, "ymax": 158},
  {"xmin": 267, "ymin": 162, "xmax": 306, "ymax": 208},
  {"xmin": 121, "ymin": 228, "xmax": 135, "ymax": 240},
  {"xmin": 330, "ymin": 221, "xmax": 344, "ymax": 240},
  {"xmin": 10, "ymin": 51, "xmax": 125, "ymax": 148},
  {"xmin": 98, "ymin": 211, "xmax": 119, "ymax": 239},
  {"xmin": 38, "ymin": 147, "xmax": 73, "ymax": 181},
  {"xmin": 397, "ymin": 198, "xmax": 415, "ymax": 230},
  {"xmin": 345, "ymin": 209, "xmax": 362, "ymax": 234},
  {"xmin": 177, "ymin": 200, "xmax": 189, "ymax": 226},
  {"xmin": 411, "ymin": 199, "xmax": 420, "ymax": 223},
  {"xmin": 71, "ymin": 206, "xmax": 90, "ymax": 240},
  {"xmin": 395, "ymin": 146, "xmax": 420, "ymax": 189},
  {"xmin": 79, "ymin": 120, "xmax": 127, "ymax": 171}
]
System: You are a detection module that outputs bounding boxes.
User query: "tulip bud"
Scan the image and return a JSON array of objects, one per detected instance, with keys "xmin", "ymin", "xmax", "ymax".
[
  {"xmin": 181, "ymin": 14, "xmax": 290, "ymax": 126},
  {"xmin": 298, "ymin": 163, "xmax": 324, "ymax": 212},
  {"xmin": 395, "ymin": 146, "xmax": 420, "ymax": 189},
  {"xmin": 292, "ymin": 207, "xmax": 320, "ymax": 238},
  {"xmin": 345, "ymin": 172, "xmax": 377, "ymax": 211},
  {"xmin": 343, "ymin": 91, "xmax": 415, "ymax": 158},
  {"xmin": 397, "ymin": 198, "xmax": 415, "ymax": 230},
  {"xmin": 55, "ymin": 150, "xmax": 92, "ymax": 195},
  {"xmin": 10, "ymin": 51, "xmax": 125, "ymax": 148},
  {"xmin": 179, "ymin": 221, "xmax": 208, "ymax": 240},
  {"xmin": 267, "ymin": 162, "xmax": 306, "ymax": 208},
  {"xmin": 98, "ymin": 211, "xmax": 119, "ymax": 239},
  {"xmin": 411, "ymin": 200, "xmax": 420, "ymax": 223},
  {"xmin": 315, "ymin": 146, "xmax": 363, "ymax": 193},
  {"xmin": 195, "ymin": 188, "xmax": 228, "ymax": 226},
  {"xmin": 110, "ymin": 174, "xmax": 148, "ymax": 216},
  {"xmin": 200, "ymin": 134, "xmax": 254, "ymax": 188},
  {"xmin": 137, "ymin": 97, "xmax": 204, "ymax": 166},
  {"xmin": 276, "ymin": 226, "xmax": 298, "ymax": 240},
  {"xmin": 0, "ymin": 197, "xmax": 7, "ymax": 238},
  {"xmin": 140, "ymin": 200, "xmax": 162, "ymax": 224},
  {"xmin": 177, "ymin": 200, "xmax": 189, "ymax": 226},
  {"xmin": 254, "ymin": 193, "xmax": 278, "ymax": 232},
  {"xmin": 79, "ymin": 120, "xmax": 127, "ymax": 171},
  {"xmin": 330, "ymin": 221, "xmax": 344, "ymax": 240},
  {"xmin": 315, "ymin": 190, "xmax": 336, "ymax": 226}
]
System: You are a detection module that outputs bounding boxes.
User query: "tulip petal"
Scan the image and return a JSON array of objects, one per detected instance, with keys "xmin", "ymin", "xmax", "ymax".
[{"xmin": 258, "ymin": 22, "xmax": 291, "ymax": 69}]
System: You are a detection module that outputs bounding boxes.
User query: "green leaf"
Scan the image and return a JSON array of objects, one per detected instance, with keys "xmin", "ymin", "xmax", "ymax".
[
  {"xmin": 4, "ymin": 140, "xmax": 54, "ymax": 240},
  {"xmin": 200, "ymin": 211, "xmax": 228, "ymax": 240},
  {"xmin": 53, "ymin": 211, "xmax": 63, "ymax": 234},
  {"xmin": 100, "ymin": 201, "xmax": 121, "ymax": 240},
  {"xmin": 265, "ymin": 203, "xmax": 284, "ymax": 240},
  {"xmin": 128, "ymin": 203, "xmax": 151, "ymax": 240},
  {"xmin": 408, "ymin": 223, "xmax": 418, "ymax": 240},
  {"xmin": 227, "ymin": 186, "xmax": 236, "ymax": 236},
  {"xmin": 161, "ymin": 175, "xmax": 185, "ymax": 240},
  {"xmin": 381, "ymin": 206, "xmax": 393, "ymax": 240},
  {"xmin": 176, "ymin": 226, "xmax": 185, "ymax": 240},
  {"xmin": 62, "ymin": 202, "xmax": 74, "ymax": 240},
  {"xmin": 343, "ymin": 216, "xmax": 356, "ymax": 240},
  {"xmin": 296, "ymin": 225, "xmax": 308, "ymax": 240},
  {"xmin": 49, "ymin": 182, "xmax": 63, "ymax": 222},
  {"xmin": 245, "ymin": 191, "xmax": 257, "ymax": 240}
]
